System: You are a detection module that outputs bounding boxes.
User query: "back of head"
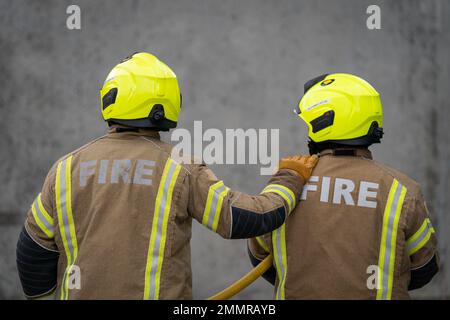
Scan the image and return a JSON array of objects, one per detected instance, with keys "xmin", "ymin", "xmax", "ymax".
[
  {"xmin": 100, "ymin": 52, "xmax": 182, "ymax": 131},
  {"xmin": 295, "ymin": 73, "xmax": 384, "ymax": 154}
]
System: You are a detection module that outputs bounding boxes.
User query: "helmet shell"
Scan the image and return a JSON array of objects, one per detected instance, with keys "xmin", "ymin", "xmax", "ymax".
[
  {"xmin": 100, "ymin": 52, "xmax": 181, "ymax": 129},
  {"xmin": 298, "ymin": 73, "xmax": 383, "ymax": 143}
]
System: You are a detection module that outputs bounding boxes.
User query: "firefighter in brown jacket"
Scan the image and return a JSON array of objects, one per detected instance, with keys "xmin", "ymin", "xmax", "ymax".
[
  {"xmin": 249, "ymin": 73, "xmax": 439, "ymax": 299},
  {"xmin": 15, "ymin": 52, "xmax": 318, "ymax": 299}
]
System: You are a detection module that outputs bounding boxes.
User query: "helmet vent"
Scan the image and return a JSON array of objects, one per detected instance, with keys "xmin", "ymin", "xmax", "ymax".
[
  {"xmin": 310, "ymin": 110, "xmax": 335, "ymax": 133},
  {"xmin": 102, "ymin": 88, "xmax": 118, "ymax": 110}
]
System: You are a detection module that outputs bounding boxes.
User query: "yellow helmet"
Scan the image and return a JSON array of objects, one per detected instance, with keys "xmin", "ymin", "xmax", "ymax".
[
  {"xmin": 296, "ymin": 73, "xmax": 383, "ymax": 148},
  {"xmin": 100, "ymin": 52, "xmax": 181, "ymax": 130}
]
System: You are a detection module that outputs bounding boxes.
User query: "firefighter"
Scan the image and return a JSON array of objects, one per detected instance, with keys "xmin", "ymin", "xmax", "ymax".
[
  {"xmin": 15, "ymin": 52, "xmax": 318, "ymax": 299},
  {"xmin": 248, "ymin": 73, "xmax": 439, "ymax": 299}
]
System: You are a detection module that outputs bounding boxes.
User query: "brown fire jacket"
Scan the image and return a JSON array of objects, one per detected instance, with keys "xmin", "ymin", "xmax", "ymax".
[
  {"xmin": 249, "ymin": 148, "xmax": 439, "ymax": 300},
  {"xmin": 22, "ymin": 126, "xmax": 304, "ymax": 299}
]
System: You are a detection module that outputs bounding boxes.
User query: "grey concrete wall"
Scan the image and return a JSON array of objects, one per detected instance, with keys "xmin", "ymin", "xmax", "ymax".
[{"xmin": 0, "ymin": 0, "xmax": 449, "ymax": 299}]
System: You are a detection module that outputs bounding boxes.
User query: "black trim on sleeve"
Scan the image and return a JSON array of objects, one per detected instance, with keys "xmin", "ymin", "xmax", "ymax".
[
  {"xmin": 408, "ymin": 254, "xmax": 439, "ymax": 291},
  {"xmin": 16, "ymin": 226, "xmax": 59, "ymax": 298},
  {"xmin": 247, "ymin": 246, "xmax": 276, "ymax": 285},
  {"xmin": 230, "ymin": 206, "xmax": 286, "ymax": 239}
]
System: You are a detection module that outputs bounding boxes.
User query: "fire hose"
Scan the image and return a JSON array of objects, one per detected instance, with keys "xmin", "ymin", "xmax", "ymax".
[{"xmin": 207, "ymin": 254, "xmax": 273, "ymax": 300}]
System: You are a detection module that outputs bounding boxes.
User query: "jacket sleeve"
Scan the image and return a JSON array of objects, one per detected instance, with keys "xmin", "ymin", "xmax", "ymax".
[
  {"xmin": 23, "ymin": 164, "xmax": 58, "ymax": 250},
  {"xmin": 187, "ymin": 163, "xmax": 304, "ymax": 239},
  {"xmin": 405, "ymin": 189, "xmax": 439, "ymax": 290},
  {"xmin": 17, "ymin": 164, "xmax": 59, "ymax": 298}
]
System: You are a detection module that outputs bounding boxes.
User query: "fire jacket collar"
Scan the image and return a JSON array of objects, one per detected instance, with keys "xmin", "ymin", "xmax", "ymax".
[
  {"xmin": 319, "ymin": 148, "xmax": 373, "ymax": 159},
  {"xmin": 107, "ymin": 124, "xmax": 161, "ymax": 139}
]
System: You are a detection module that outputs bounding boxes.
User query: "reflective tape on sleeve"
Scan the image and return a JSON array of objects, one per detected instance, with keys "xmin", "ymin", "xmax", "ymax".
[
  {"xmin": 202, "ymin": 181, "xmax": 230, "ymax": 233},
  {"xmin": 256, "ymin": 236, "xmax": 270, "ymax": 253},
  {"xmin": 262, "ymin": 184, "xmax": 296, "ymax": 213},
  {"xmin": 31, "ymin": 193, "xmax": 54, "ymax": 238},
  {"xmin": 406, "ymin": 218, "xmax": 435, "ymax": 256}
]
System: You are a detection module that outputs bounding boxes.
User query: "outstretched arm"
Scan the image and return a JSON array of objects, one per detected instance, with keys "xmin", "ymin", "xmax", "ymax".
[{"xmin": 187, "ymin": 155, "xmax": 317, "ymax": 239}]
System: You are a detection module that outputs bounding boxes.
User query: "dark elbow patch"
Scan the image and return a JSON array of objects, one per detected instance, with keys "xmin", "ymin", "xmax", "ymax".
[
  {"xmin": 230, "ymin": 206, "xmax": 285, "ymax": 239},
  {"xmin": 16, "ymin": 227, "xmax": 59, "ymax": 297},
  {"xmin": 408, "ymin": 254, "xmax": 439, "ymax": 291}
]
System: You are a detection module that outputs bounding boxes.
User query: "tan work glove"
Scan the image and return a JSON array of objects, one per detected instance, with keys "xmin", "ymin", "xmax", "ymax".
[{"xmin": 278, "ymin": 155, "xmax": 319, "ymax": 182}]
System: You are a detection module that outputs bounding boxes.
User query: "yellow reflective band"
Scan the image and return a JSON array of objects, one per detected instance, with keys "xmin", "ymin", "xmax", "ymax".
[
  {"xmin": 55, "ymin": 160, "xmax": 68, "ymax": 300},
  {"xmin": 154, "ymin": 162, "xmax": 180, "ymax": 299},
  {"xmin": 427, "ymin": 219, "xmax": 436, "ymax": 233},
  {"xmin": 144, "ymin": 158, "xmax": 181, "ymax": 300},
  {"xmin": 376, "ymin": 179, "xmax": 406, "ymax": 300},
  {"xmin": 263, "ymin": 187, "xmax": 292, "ymax": 212},
  {"xmin": 272, "ymin": 224, "xmax": 287, "ymax": 300},
  {"xmin": 376, "ymin": 180, "xmax": 396, "ymax": 300},
  {"xmin": 31, "ymin": 205, "xmax": 53, "ymax": 238},
  {"xmin": 406, "ymin": 218, "xmax": 435, "ymax": 256},
  {"xmin": 37, "ymin": 194, "xmax": 54, "ymax": 226},
  {"xmin": 31, "ymin": 194, "xmax": 54, "ymax": 238},
  {"xmin": 65, "ymin": 156, "xmax": 78, "ymax": 263},
  {"xmin": 256, "ymin": 236, "xmax": 270, "ymax": 253},
  {"xmin": 272, "ymin": 230, "xmax": 281, "ymax": 299},
  {"xmin": 211, "ymin": 187, "xmax": 229, "ymax": 233},
  {"xmin": 428, "ymin": 218, "xmax": 436, "ymax": 234},
  {"xmin": 387, "ymin": 185, "xmax": 406, "ymax": 299},
  {"xmin": 407, "ymin": 219, "xmax": 427, "ymax": 246},
  {"xmin": 408, "ymin": 229, "xmax": 433, "ymax": 256},
  {"xmin": 262, "ymin": 184, "xmax": 295, "ymax": 213},
  {"xmin": 202, "ymin": 181, "xmax": 223, "ymax": 226},
  {"xmin": 279, "ymin": 225, "xmax": 288, "ymax": 300},
  {"xmin": 202, "ymin": 181, "xmax": 229, "ymax": 232},
  {"xmin": 55, "ymin": 155, "xmax": 78, "ymax": 300}
]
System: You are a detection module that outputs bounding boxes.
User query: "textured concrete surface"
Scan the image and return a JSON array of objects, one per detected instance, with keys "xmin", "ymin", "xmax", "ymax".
[{"xmin": 0, "ymin": 0, "xmax": 449, "ymax": 299}]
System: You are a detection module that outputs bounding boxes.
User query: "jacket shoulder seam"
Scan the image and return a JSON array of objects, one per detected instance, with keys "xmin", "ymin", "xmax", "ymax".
[{"xmin": 140, "ymin": 136, "xmax": 192, "ymax": 175}]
